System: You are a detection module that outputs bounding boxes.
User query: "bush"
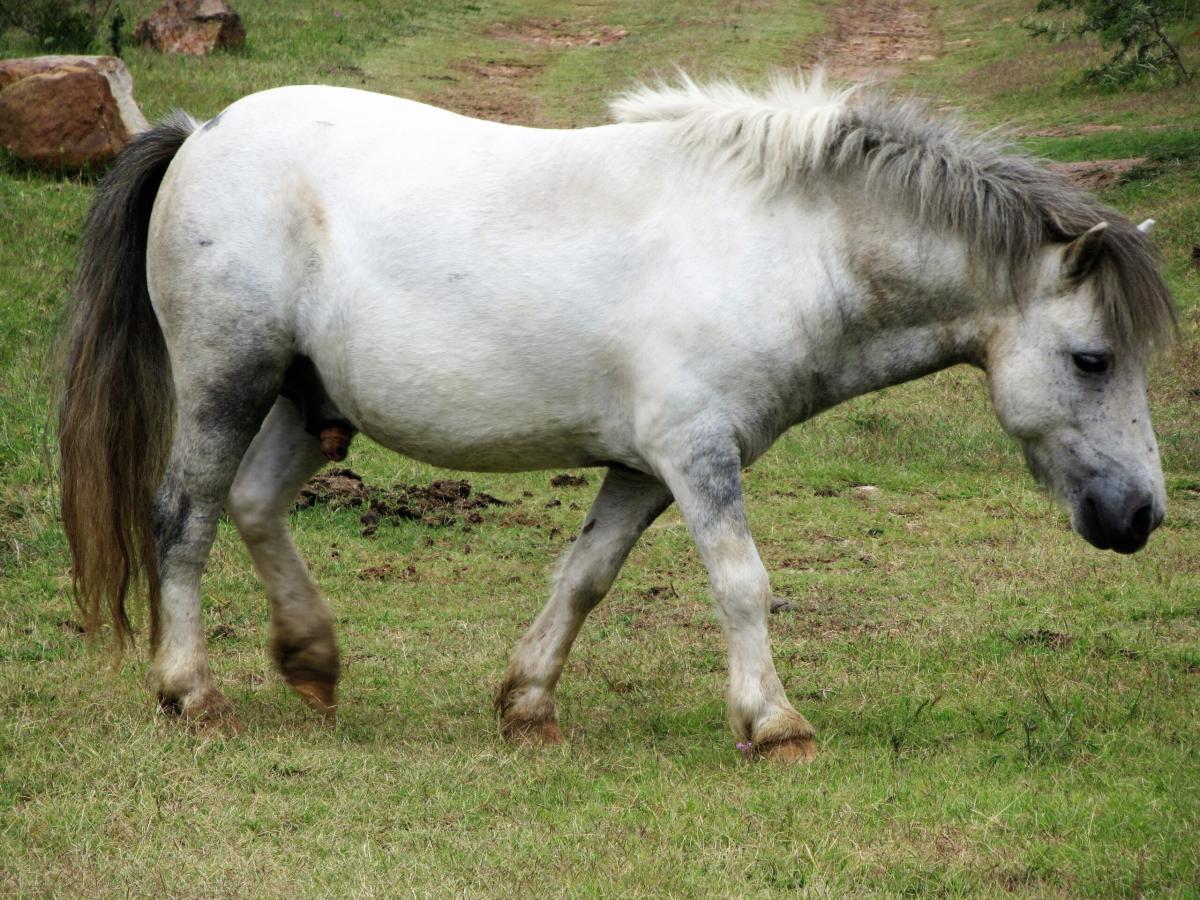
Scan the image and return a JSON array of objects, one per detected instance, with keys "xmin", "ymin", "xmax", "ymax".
[
  {"xmin": 1023, "ymin": 0, "xmax": 1196, "ymax": 86},
  {"xmin": 0, "ymin": 0, "xmax": 115, "ymax": 54}
]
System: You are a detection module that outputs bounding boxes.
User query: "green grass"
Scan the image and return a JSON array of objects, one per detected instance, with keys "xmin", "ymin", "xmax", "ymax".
[{"xmin": 2, "ymin": 0, "xmax": 1199, "ymax": 895}]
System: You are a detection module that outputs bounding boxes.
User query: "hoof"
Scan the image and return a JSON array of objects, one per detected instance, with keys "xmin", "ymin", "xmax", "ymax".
[
  {"xmin": 757, "ymin": 736, "xmax": 818, "ymax": 764},
  {"xmin": 494, "ymin": 672, "xmax": 560, "ymax": 744},
  {"xmin": 158, "ymin": 689, "xmax": 241, "ymax": 733},
  {"xmin": 502, "ymin": 717, "xmax": 564, "ymax": 745},
  {"xmin": 288, "ymin": 677, "xmax": 337, "ymax": 716},
  {"xmin": 273, "ymin": 633, "xmax": 340, "ymax": 716}
]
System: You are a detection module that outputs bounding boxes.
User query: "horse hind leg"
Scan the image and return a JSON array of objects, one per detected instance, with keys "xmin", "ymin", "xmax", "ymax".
[
  {"xmin": 497, "ymin": 466, "xmax": 673, "ymax": 742},
  {"xmin": 152, "ymin": 356, "xmax": 285, "ymax": 723},
  {"xmin": 226, "ymin": 397, "xmax": 341, "ymax": 713}
]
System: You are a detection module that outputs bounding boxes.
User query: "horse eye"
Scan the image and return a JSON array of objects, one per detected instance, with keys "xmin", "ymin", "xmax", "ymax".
[{"xmin": 1072, "ymin": 352, "xmax": 1110, "ymax": 375}]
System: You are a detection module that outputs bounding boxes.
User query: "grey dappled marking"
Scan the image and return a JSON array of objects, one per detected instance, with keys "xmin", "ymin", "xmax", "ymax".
[{"xmin": 151, "ymin": 472, "xmax": 191, "ymax": 563}]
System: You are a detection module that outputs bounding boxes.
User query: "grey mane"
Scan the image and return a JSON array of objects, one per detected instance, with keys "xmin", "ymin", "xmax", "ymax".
[{"xmin": 612, "ymin": 74, "xmax": 1177, "ymax": 354}]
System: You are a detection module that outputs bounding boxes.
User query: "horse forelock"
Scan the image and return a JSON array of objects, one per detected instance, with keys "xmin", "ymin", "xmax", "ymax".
[{"xmin": 611, "ymin": 74, "xmax": 1177, "ymax": 355}]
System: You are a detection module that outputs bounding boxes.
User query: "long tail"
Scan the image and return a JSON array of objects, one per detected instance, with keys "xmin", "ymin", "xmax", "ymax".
[{"xmin": 59, "ymin": 112, "xmax": 198, "ymax": 652}]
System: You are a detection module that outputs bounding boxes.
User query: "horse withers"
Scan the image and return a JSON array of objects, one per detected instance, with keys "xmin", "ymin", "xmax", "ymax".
[{"xmin": 59, "ymin": 74, "xmax": 1175, "ymax": 760}]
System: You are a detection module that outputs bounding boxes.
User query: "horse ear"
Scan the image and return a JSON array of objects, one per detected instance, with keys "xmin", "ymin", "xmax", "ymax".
[
  {"xmin": 1062, "ymin": 221, "xmax": 1109, "ymax": 282},
  {"xmin": 1137, "ymin": 218, "xmax": 1156, "ymax": 234}
]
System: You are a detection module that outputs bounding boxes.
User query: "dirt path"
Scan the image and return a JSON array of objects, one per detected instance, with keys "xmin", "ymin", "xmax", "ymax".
[
  {"xmin": 378, "ymin": 1, "xmax": 1131, "ymax": 192},
  {"xmin": 806, "ymin": 0, "xmax": 939, "ymax": 81},
  {"xmin": 804, "ymin": 2, "xmax": 1141, "ymax": 191},
  {"xmin": 419, "ymin": 1, "xmax": 941, "ymax": 127}
]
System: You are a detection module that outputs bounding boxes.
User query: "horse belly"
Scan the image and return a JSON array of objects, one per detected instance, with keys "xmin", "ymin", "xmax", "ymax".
[{"xmin": 314, "ymin": 309, "xmax": 631, "ymax": 473}]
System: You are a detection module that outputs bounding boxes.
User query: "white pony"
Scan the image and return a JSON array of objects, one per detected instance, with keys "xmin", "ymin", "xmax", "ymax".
[{"xmin": 60, "ymin": 74, "xmax": 1174, "ymax": 761}]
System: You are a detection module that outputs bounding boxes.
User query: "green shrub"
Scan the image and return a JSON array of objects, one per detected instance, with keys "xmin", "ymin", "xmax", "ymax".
[
  {"xmin": 0, "ymin": 0, "xmax": 115, "ymax": 54},
  {"xmin": 1023, "ymin": 0, "xmax": 1196, "ymax": 86}
]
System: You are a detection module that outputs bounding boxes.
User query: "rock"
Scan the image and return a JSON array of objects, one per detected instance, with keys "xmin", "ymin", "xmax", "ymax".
[
  {"xmin": 0, "ymin": 55, "xmax": 148, "ymax": 134},
  {"xmin": 0, "ymin": 56, "xmax": 149, "ymax": 171},
  {"xmin": 852, "ymin": 485, "xmax": 881, "ymax": 498},
  {"xmin": 134, "ymin": 0, "xmax": 246, "ymax": 56}
]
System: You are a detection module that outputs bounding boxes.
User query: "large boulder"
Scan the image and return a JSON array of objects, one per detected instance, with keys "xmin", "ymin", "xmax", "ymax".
[
  {"xmin": 0, "ymin": 56, "xmax": 149, "ymax": 171},
  {"xmin": 133, "ymin": 0, "xmax": 246, "ymax": 56}
]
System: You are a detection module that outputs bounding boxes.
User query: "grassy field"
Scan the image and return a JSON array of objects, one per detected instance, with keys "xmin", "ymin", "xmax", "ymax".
[{"xmin": 2, "ymin": 0, "xmax": 1198, "ymax": 895}]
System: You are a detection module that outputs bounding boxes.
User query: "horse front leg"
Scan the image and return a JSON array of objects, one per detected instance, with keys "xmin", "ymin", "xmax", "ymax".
[
  {"xmin": 497, "ymin": 465, "xmax": 673, "ymax": 743},
  {"xmin": 655, "ymin": 438, "xmax": 817, "ymax": 762}
]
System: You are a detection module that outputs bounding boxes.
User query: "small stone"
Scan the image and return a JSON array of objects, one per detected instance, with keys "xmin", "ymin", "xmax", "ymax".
[{"xmin": 852, "ymin": 485, "xmax": 881, "ymax": 498}]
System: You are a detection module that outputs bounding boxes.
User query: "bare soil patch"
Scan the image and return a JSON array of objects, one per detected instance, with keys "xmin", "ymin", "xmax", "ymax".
[
  {"xmin": 1047, "ymin": 157, "xmax": 1147, "ymax": 191},
  {"xmin": 809, "ymin": 3, "xmax": 1143, "ymax": 194},
  {"xmin": 1024, "ymin": 124, "xmax": 1125, "ymax": 138},
  {"xmin": 488, "ymin": 18, "xmax": 628, "ymax": 49},
  {"xmin": 807, "ymin": 0, "xmax": 938, "ymax": 81},
  {"xmin": 440, "ymin": 59, "xmax": 544, "ymax": 124}
]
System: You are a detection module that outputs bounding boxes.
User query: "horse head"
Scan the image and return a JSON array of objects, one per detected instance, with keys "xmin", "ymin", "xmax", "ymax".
[{"xmin": 985, "ymin": 217, "xmax": 1171, "ymax": 553}]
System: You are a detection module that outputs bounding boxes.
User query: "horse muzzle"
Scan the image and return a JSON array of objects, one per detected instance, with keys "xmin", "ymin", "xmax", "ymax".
[{"xmin": 1073, "ymin": 479, "xmax": 1163, "ymax": 554}]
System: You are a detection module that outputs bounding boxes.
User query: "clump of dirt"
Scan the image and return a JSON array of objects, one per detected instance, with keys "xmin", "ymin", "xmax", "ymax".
[
  {"xmin": 298, "ymin": 468, "xmax": 507, "ymax": 535},
  {"xmin": 549, "ymin": 473, "xmax": 588, "ymax": 488},
  {"xmin": 806, "ymin": 0, "xmax": 939, "ymax": 81},
  {"xmin": 357, "ymin": 562, "xmax": 418, "ymax": 581},
  {"xmin": 299, "ymin": 469, "xmax": 372, "ymax": 508},
  {"xmin": 362, "ymin": 479, "xmax": 507, "ymax": 533},
  {"xmin": 488, "ymin": 19, "xmax": 628, "ymax": 49},
  {"xmin": 1047, "ymin": 158, "xmax": 1147, "ymax": 191},
  {"xmin": 1015, "ymin": 629, "xmax": 1074, "ymax": 650},
  {"xmin": 316, "ymin": 62, "xmax": 368, "ymax": 84}
]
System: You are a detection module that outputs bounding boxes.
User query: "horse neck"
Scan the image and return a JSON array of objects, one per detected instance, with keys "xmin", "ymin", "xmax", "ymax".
[{"xmin": 801, "ymin": 196, "xmax": 998, "ymax": 411}]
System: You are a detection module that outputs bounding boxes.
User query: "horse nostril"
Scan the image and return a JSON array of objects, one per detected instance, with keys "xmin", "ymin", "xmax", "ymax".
[{"xmin": 1130, "ymin": 504, "xmax": 1154, "ymax": 539}]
